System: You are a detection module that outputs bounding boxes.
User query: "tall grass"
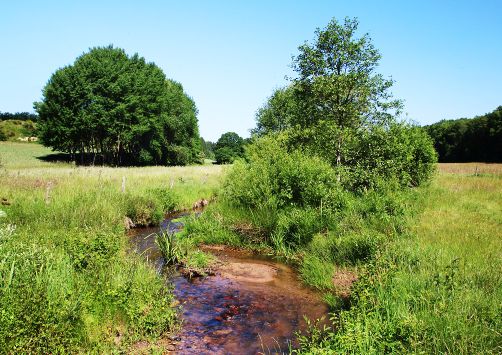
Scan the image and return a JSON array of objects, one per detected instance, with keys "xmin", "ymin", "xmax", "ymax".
[
  {"xmin": 296, "ymin": 169, "xmax": 502, "ymax": 354},
  {"xmin": 183, "ymin": 152, "xmax": 502, "ymax": 353},
  {"xmin": 0, "ymin": 142, "xmax": 223, "ymax": 352}
]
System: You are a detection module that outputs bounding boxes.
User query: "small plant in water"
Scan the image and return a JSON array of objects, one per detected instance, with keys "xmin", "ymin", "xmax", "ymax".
[{"xmin": 156, "ymin": 230, "xmax": 182, "ymax": 265}]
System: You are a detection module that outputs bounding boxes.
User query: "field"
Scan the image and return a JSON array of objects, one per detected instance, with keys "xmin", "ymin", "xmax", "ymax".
[
  {"xmin": 0, "ymin": 143, "xmax": 501, "ymax": 353},
  {"xmin": 0, "ymin": 142, "xmax": 224, "ymax": 352}
]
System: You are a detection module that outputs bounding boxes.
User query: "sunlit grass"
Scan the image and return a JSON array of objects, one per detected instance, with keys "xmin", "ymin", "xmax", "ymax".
[
  {"xmin": 0, "ymin": 142, "xmax": 72, "ymax": 169},
  {"xmin": 0, "ymin": 142, "xmax": 224, "ymax": 351},
  {"xmin": 439, "ymin": 162, "xmax": 502, "ymax": 175},
  {"xmin": 318, "ymin": 168, "xmax": 502, "ymax": 353}
]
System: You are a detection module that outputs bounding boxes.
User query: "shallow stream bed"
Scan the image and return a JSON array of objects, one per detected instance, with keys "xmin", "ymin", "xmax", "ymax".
[{"xmin": 129, "ymin": 216, "xmax": 327, "ymax": 354}]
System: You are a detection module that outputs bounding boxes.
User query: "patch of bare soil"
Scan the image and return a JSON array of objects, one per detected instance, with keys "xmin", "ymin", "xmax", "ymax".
[
  {"xmin": 332, "ymin": 268, "xmax": 358, "ymax": 299},
  {"xmin": 220, "ymin": 262, "xmax": 278, "ymax": 283}
]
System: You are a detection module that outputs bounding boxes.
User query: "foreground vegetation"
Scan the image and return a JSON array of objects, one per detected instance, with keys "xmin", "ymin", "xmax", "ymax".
[
  {"xmin": 1, "ymin": 145, "xmax": 500, "ymax": 353},
  {"xmin": 176, "ymin": 161, "xmax": 501, "ymax": 353},
  {"xmin": 0, "ymin": 142, "xmax": 222, "ymax": 352},
  {"xmin": 1, "ymin": 14, "xmax": 500, "ymax": 354}
]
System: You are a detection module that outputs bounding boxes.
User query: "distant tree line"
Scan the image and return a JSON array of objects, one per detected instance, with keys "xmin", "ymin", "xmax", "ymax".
[
  {"xmin": 0, "ymin": 112, "xmax": 38, "ymax": 121},
  {"xmin": 35, "ymin": 46, "xmax": 202, "ymax": 166},
  {"xmin": 425, "ymin": 106, "xmax": 502, "ymax": 162},
  {"xmin": 200, "ymin": 137, "xmax": 215, "ymax": 160}
]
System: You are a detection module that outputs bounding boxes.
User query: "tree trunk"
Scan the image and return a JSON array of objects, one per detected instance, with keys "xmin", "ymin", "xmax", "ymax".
[{"xmin": 336, "ymin": 134, "xmax": 342, "ymax": 182}]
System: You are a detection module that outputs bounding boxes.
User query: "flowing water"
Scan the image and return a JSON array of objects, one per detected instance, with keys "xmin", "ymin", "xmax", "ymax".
[{"xmin": 129, "ymin": 215, "xmax": 328, "ymax": 354}]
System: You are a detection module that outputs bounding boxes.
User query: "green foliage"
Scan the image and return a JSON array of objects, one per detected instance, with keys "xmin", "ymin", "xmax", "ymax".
[
  {"xmin": 0, "ymin": 143, "xmax": 224, "ymax": 352},
  {"xmin": 0, "ymin": 119, "xmax": 37, "ymax": 141},
  {"xmin": 200, "ymin": 137, "xmax": 215, "ymax": 160},
  {"xmin": 124, "ymin": 189, "xmax": 177, "ymax": 226},
  {"xmin": 253, "ymin": 86, "xmax": 298, "ymax": 136},
  {"xmin": 156, "ymin": 230, "xmax": 182, "ymax": 265},
  {"xmin": 343, "ymin": 123, "xmax": 437, "ymax": 191},
  {"xmin": 223, "ymin": 135, "xmax": 341, "ymax": 210},
  {"xmin": 0, "ymin": 111, "xmax": 37, "ymax": 121},
  {"xmin": 425, "ymin": 106, "xmax": 502, "ymax": 162},
  {"xmin": 64, "ymin": 230, "xmax": 121, "ymax": 271},
  {"xmin": 0, "ymin": 214, "xmax": 176, "ymax": 353},
  {"xmin": 295, "ymin": 174, "xmax": 502, "ymax": 354},
  {"xmin": 254, "ymin": 17, "xmax": 437, "ymax": 192},
  {"xmin": 180, "ymin": 211, "xmax": 243, "ymax": 246},
  {"xmin": 182, "ymin": 249, "xmax": 214, "ymax": 271},
  {"xmin": 214, "ymin": 132, "xmax": 245, "ymax": 164},
  {"xmin": 290, "ymin": 17, "xmax": 402, "ymax": 167},
  {"xmin": 300, "ymin": 254, "xmax": 335, "ymax": 291},
  {"xmin": 329, "ymin": 232, "xmax": 384, "ymax": 265},
  {"xmin": 273, "ymin": 208, "xmax": 325, "ymax": 248},
  {"xmin": 35, "ymin": 45, "xmax": 202, "ymax": 166}
]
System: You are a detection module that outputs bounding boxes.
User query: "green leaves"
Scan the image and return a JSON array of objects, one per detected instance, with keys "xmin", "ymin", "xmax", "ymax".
[
  {"xmin": 291, "ymin": 17, "xmax": 401, "ymax": 131},
  {"xmin": 35, "ymin": 46, "xmax": 201, "ymax": 166},
  {"xmin": 214, "ymin": 132, "xmax": 245, "ymax": 164},
  {"xmin": 254, "ymin": 17, "xmax": 436, "ymax": 192}
]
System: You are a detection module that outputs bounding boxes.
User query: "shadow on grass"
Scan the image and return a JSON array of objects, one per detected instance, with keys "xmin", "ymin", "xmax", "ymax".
[{"xmin": 36, "ymin": 153, "xmax": 74, "ymax": 164}]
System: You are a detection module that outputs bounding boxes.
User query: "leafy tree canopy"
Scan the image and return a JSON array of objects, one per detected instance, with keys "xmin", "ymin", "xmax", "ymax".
[
  {"xmin": 34, "ymin": 45, "xmax": 202, "ymax": 166},
  {"xmin": 253, "ymin": 17, "xmax": 436, "ymax": 190},
  {"xmin": 425, "ymin": 106, "xmax": 502, "ymax": 162},
  {"xmin": 214, "ymin": 132, "xmax": 245, "ymax": 164}
]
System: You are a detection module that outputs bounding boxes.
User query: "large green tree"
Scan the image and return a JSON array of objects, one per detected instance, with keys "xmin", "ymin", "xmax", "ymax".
[
  {"xmin": 214, "ymin": 132, "xmax": 245, "ymax": 164},
  {"xmin": 35, "ymin": 46, "xmax": 201, "ymax": 166},
  {"xmin": 256, "ymin": 18, "xmax": 402, "ymax": 166},
  {"xmin": 254, "ymin": 17, "xmax": 435, "ymax": 190},
  {"xmin": 292, "ymin": 17, "xmax": 402, "ymax": 166}
]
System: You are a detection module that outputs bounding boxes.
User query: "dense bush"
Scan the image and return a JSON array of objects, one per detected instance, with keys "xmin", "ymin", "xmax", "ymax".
[
  {"xmin": 286, "ymin": 120, "xmax": 437, "ymax": 192},
  {"xmin": 223, "ymin": 135, "xmax": 342, "ymax": 210}
]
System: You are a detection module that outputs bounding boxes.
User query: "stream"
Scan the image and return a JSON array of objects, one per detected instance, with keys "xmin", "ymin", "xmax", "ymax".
[{"xmin": 129, "ymin": 215, "xmax": 328, "ymax": 354}]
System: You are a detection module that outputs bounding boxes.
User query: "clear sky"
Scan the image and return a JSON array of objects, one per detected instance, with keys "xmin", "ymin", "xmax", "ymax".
[{"xmin": 1, "ymin": 0, "xmax": 501, "ymax": 141}]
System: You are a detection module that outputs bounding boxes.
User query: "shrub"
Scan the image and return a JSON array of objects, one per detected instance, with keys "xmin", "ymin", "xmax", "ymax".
[
  {"xmin": 344, "ymin": 123, "xmax": 437, "ymax": 191},
  {"xmin": 273, "ymin": 208, "xmax": 325, "ymax": 248},
  {"xmin": 285, "ymin": 121, "xmax": 437, "ymax": 193},
  {"xmin": 223, "ymin": 135, "xmax": 340, "ymax": 210}
]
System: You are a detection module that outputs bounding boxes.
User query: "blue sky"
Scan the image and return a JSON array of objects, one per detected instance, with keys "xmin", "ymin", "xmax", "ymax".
[{"xmin": 1, "ymin": 1, "xmax": 501, "ymax": 141}]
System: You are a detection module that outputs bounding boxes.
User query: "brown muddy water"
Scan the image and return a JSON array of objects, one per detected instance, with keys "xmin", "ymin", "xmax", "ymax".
[{"xmin": 129, "ymin": 215, "xmax": 328, "ymax": 354}]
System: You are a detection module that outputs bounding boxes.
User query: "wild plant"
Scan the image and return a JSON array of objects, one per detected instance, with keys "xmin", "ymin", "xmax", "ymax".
[{"xmin": 156, "ymin": 230, "xmax": 182, "ymax": 265}]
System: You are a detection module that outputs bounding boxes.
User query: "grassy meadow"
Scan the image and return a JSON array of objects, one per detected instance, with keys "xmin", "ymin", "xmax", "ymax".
[
  {"xmin": 0, "ymin": 142, "xmax": 501, "ymax": 353},
  {"xmin": 0, "ymin": 142, "xmax": 223, "ymax": 352},
  {"xmin": 313, "ymin": 166, "xmax": 501, "ymax": 353}
]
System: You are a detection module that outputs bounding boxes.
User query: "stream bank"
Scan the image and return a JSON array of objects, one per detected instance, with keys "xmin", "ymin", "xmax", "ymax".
[{"xmin": 129, "ymin": 216, "xmax": 328, "ymax": 354}]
